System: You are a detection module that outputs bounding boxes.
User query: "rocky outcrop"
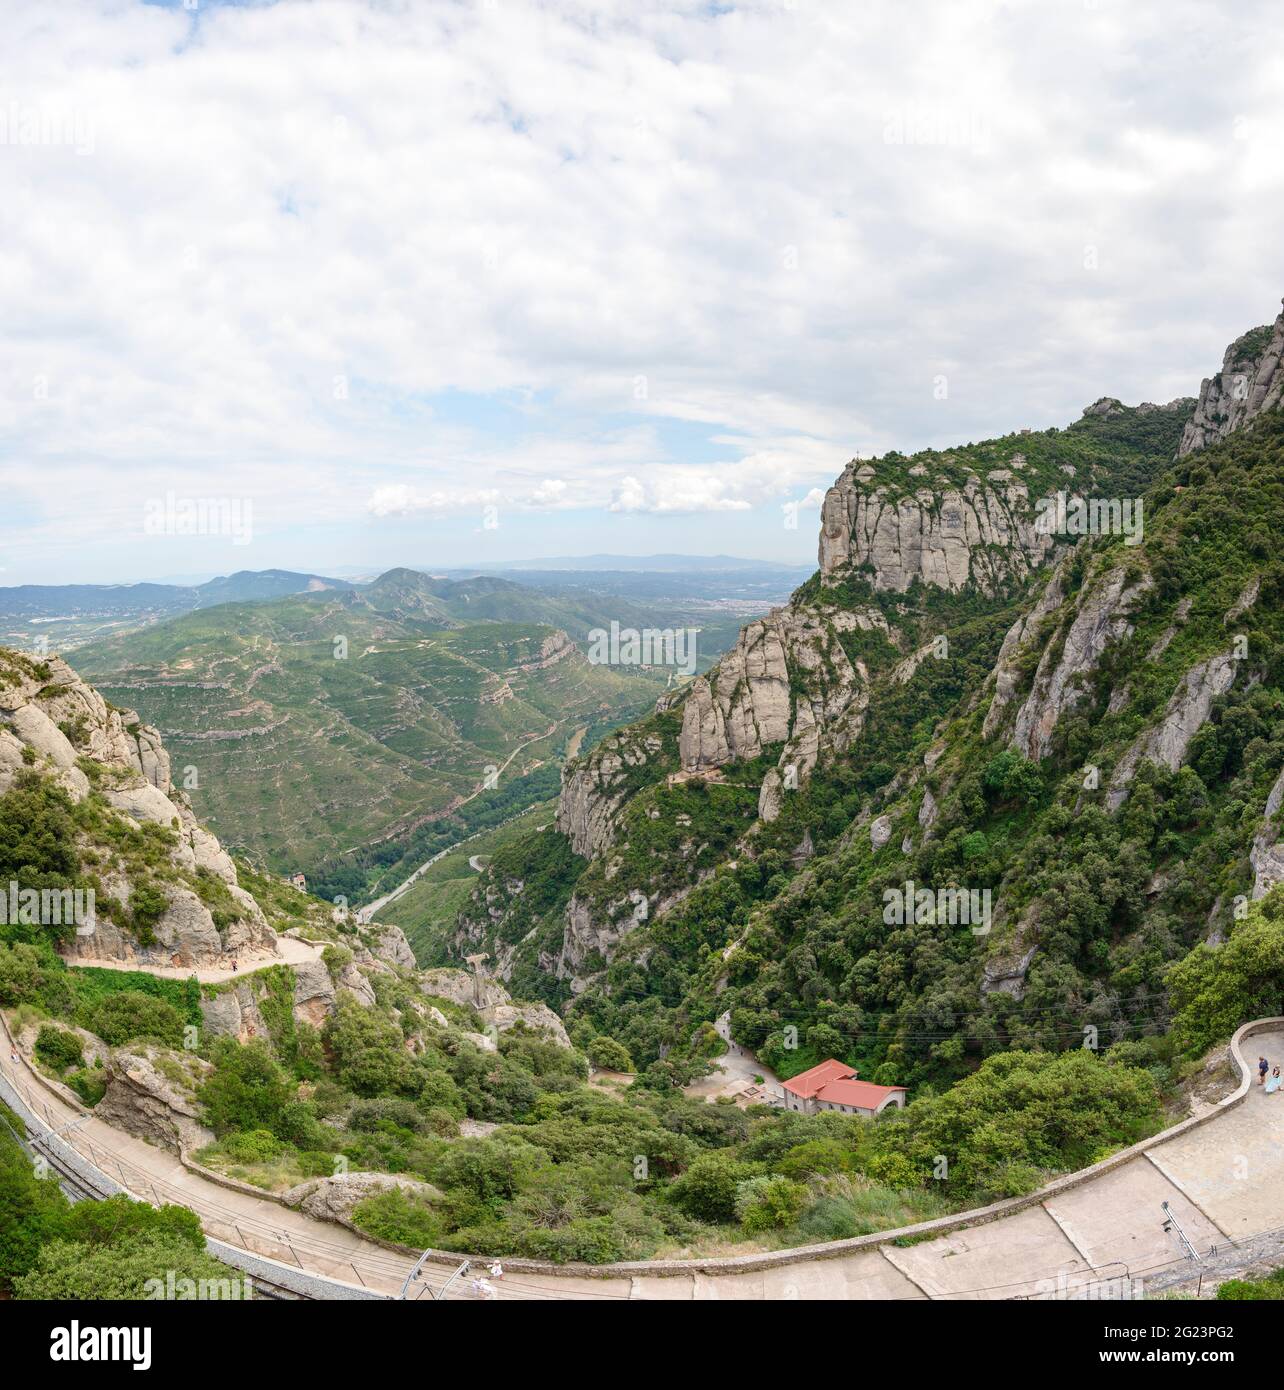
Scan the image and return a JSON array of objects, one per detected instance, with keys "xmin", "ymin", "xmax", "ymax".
[
  {"xmin": 981, "ymin": 945, "xmax": 1037, "ymax": 1001},
  {"xmin": 1179, "ymin": 304, "xmax": 1284, "ymax": 456},
  {"xmin": 556, "ymin": 726, "xmax": 666, "ymax": 859},
  {"xmin": 96, "ymin": 1044, "xmax": 215, "ymax": 1156},
  {"xmin": 679, "ymin": 603, "xmax": 885, "ymax": 823},
  {"xmin": 282, "ymin": 1171, "xmax": 443, "ymax": 1230},
  {"xmin": 1009, "ymin": 567, "xmax": 1151, "ymax": 761},
  {"xmin": 62, "ymin": 884, "xmax": 274, "ymax": 970},
  {"xmin": 515, "ymin": 629, "xmax": 575, "ymax": 672},
  {"xmin": 419, "ymin": 966, "xmax": 508, "ymax": 1011},
  {"xmin": 1250, "ymin": 767, "xmax": 1284, "ymax": 901},
  {"xmin": 1107, "ymin": 653, "xmax": 1239, "ymax": 809},
  {"xmin": 478, "ymin": 1001, "xmax": 572, "ymax": 1048},
  {"xmin": 818, "ymin": 462, "xmax": 1055, "ymax": 594},
  {"xmin": 982, "ymin": 561, "xmax": 1071, "ymax": 739},
  {"xmin": 355, "ymin": 925, "xmax": 416, "ymax": 971},
  {"xmin": 0, "ymin": 648, "xmax": 278, "ymax": 970}
]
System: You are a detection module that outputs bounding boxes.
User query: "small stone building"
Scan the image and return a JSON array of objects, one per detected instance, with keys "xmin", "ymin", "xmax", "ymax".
[{"xmin": 780, "ymin": 1059, "xmax": 906, "ymax": 1117}]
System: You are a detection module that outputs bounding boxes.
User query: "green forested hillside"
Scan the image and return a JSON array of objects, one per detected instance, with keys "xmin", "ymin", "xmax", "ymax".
[{"xmin": 74, "ymin": 575, "xmax": 669, "ymax": 903}]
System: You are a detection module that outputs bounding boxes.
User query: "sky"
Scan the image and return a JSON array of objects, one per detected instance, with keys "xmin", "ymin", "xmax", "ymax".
[{"xmin": 1, "ymin": 0, "xmax": 1282, "ymax": 586}]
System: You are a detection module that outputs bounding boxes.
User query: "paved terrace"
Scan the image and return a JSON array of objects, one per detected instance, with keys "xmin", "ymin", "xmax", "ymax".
[{"xmin": 4, "ymin": 1010, "xmax": 1284, "ymax": 1301}]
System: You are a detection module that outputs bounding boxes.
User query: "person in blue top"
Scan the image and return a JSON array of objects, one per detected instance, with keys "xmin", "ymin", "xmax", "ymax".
[
  {"xmin": 1259, "ymin": 1056, "xmax": 1270, "ymax": 1086},
  {"xmin": 1268, "ymin": 1068, "xmax": 1282, "ymax": 1095}
]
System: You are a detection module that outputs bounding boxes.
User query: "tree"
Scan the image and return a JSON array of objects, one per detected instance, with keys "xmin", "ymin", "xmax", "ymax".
[
  {"xmin": 587, "ymin": 1035, "xmax": 634, "ymax": 1073},
  {"xmin": 323, "ymin": 997, "xmax": 415, "ymax": 1097},
  {"xmin": 0, "ymin": 1103, "xmax": 71, "ymax": 1290},
  {"xmin": 668, "ymin": 1150, "xmax": 756, "ymax": 1224},
  {"xmin": 34, "ymin": 1024, "xmax": 83, "ymax": 1072},
  {"xmin": 14, "ymin": 1234, "xmax": 238, "ymax": 1301},
  {"xmin": 199, "ymin": 1039, "xmax": 293, "ymax": 1136},
  {"xmin": 1168, "ymin": 894, "xmax": 1284, "ymax": 1056}
]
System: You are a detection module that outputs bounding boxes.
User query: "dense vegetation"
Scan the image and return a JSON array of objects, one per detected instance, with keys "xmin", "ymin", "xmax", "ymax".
[{"xmin": 0, "ymin": 1102, "xmax": 240, "ymax": 1299}]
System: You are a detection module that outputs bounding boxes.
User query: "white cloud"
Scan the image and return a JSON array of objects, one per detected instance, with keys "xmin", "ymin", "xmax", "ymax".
[{"xmin": 1, "ymin": 0, "xmax": 1282, "ymax": 580}]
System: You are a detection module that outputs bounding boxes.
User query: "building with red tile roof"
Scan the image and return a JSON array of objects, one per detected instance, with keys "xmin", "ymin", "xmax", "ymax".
[{"xmin": 780, "ymin": 1059, "xmax": 906, "ymax": 1116}]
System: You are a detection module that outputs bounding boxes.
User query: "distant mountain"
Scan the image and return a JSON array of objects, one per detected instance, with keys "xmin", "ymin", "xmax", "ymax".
[
  {"xmin": 0, "ymin": 569, "xmax": 351, "ymax": 618},
  {"xmin": 72, "ymin": 567, "xmax": 761, "ymax": 903},
  {"xmin": 449, "ymin": 553, "xmax": 810, "ymax": 573},
  {"xmin": 0, "ymin": 569, "xmax": 353, "ymax": 650}
]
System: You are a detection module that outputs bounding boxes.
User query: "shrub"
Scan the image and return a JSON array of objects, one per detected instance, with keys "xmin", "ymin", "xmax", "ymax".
[
  {"xmin": 668, "ymin": 1151, "xmax": 756, "ymax": 1224},
  {"xmin": 351, "ymin": 1189, "xmax": 444, "ymax": 1249},
  {"xmin": 86, "ymin": 991, "xmax": 184, "ymax": 1048},
  {"xmin": 222, "ymin": 1129, "xmax": 289, "ymax": 1163},
  {"xmin": 34, "ymin": 1024, "xmax": 83, "ymax": 1073},
  {"xmin": 587, "ymin": 1035, "xmax": 634, "ymax": 1073},
  {"xmin": 734, "ymin": 1174, "xmax": 808, "ymax": 1233},
  {"xmin": 14, "ymin": 1234, "xmax": 238, "ymax": 1300}
]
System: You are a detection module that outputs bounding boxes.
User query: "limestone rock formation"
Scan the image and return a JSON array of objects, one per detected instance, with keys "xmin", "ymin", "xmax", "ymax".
[
  {"xmin": 478, "ymin": 1001, "xmax": 572, "ymax": 1048},
  {"xmin": 282, "ymin": 1171, "xmax": 443, "ymax": 1230},
  {"xmin": 556, "ymin": 726, "xmax": 666, "ymax": 859},
  {"xmin": 1179, "ymin": 304, "xmax": 1284, "ymax": 456},
  {"xmin": 818, "ymin": 462, "xmax": 1055, "ymax": 594},
  {"xmin": 1108, "ymin": 653, "xmax": 1239, "ymax": 809},
  {"xmin": 355, "ymin": 925, "xmax": 416, "ymax": 971},
  {"xmin": 677, "ymin": 603, "xmax": 883, "ymax": 823},
  {"xmin": 419, "ymin": 966, "xmax": 509, "ymax": 1010},
  {"xmin": 0, "ymin": 648, "xmax": 277, "ymax": 970},
  {"xmin": 1250, "ymin": 767, "xmax": 1284, "ymax": 901},
  {"xmin": 96, "ymin": 1044, "xmax": 216, "ymax": 1156},
  {"xmin": 1009, "ymin": 567, "xmax": 1151, "ymax": 761},
  {"xmin": 982, "ymin": 564, "xmax": 1072, "ymax": 741}
]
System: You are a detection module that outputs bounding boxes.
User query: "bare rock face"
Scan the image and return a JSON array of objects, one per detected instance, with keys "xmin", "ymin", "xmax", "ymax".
[
  {"xmin": 97, "ymin": 1045, "xmax": 216, "ymax": 1156},
  {"xmin": 680, "ymin": 603, "xmax": 882, "ymax": 821},
  {"xmin": 0, "ymin": 649, "xmax": 279, "ymax": 971},
  {"xmin": 355, "ymin": 925, "xmax": 416, "ymax": 971},
  {"xmin": 1009, "ymin": 567, "xmax": 1151, "ymax": 761},
  {"xmin": 818, "ymin": 463, "xmax": 1054, "ymax": 594},
  {"xmin": 1250, "ymin": 767, "xmax": 1284, "ymax": 901},
  {"xmin": 291, "ymin": 959, "xmax": 339, "ymax": 1028},
  {"xmin": 282, "ymin": 1172, "xmax": 443, "ymax": 1231},
  {"xmin": 478, "ymin": 1000, "xmax": 571, "ymax": 1049},
  {"xmin": 1108, "ymin": 653, "xmax": 1239, "ymax": 809},
  {"xmin": 983, "ymin": 559, "xmax": 1071, "ymax": 740},
  {"xmin": 870, "ymin": 815, "xmax": 894, "ymax": 850},
  {"xmin": 419, "ymin": 966, "xmax": 509, "ymax": 1010},
  {"xmin": 199, "ymin": 986, "xmax": 266, "ymax": 1043},
  {"xmin": 1179, "ymin": 304, "xmax": 1284, "ymax": 456},
  {"xmin": 556, "ymin": 726, "xmax": 666, "ymax": 859}
]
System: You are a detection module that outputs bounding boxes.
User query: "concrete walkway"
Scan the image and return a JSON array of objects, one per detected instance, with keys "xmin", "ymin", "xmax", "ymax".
[{"xmin": 5, "ymin": 1008, "xmax": 1284, "ymax": 1300}]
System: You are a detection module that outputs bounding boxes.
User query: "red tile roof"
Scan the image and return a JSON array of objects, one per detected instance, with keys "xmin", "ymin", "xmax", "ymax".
[
  {"xmin": 781, "ymin": 1058, "xmax": 852, "ymax": 1099},
  {"xmin": 782, "ymin": 1059, "xmax": 906, "ymax": 1111}
]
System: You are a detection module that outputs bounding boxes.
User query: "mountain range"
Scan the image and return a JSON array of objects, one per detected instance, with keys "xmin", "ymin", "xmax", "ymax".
[{"xmin": 438, "ymin": 302, "xmax": 1284, "ymax": 1098}]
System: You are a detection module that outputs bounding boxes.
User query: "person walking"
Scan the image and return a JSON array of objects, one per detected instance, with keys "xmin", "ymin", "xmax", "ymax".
[{"xmin": 1259, "ymin": 1056, "xmax": 1270, "ymax": 1086}]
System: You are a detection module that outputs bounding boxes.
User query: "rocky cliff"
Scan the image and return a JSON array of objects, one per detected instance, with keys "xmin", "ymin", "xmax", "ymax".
[
  {"xmin": 1179, "ymin": 303, "xmax": 1284, "ymax": 456},
  {"xmin": 818, "ymin": 460, "xmax": 1055, "ymax": 593},
  {"xmin": 0, "ymin": 648, "xmax": 276, "ymax": 969}
]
